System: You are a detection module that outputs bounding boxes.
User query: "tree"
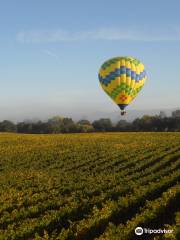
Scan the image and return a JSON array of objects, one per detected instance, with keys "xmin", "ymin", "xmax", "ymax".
[
  {"xmin": 47, "ymin": 116, "xmax": 77, "ymax": 133},
  {"xmin": 17, "ymin": 122, "xmax": 32, "ymax": 133},
  {"xmin": 115, "ymin": 120, "xmax": 130, "ymax": 131},
  {"xmin": 92, "ymin": 118, "xmax": 112, "ymax": 131},
  {"xmin": 47, "ymin": 116, "xmax": 64, "ymax": 133},
  {"xmin": 61, "ymin": 118, "xmax": 77, "ymax": 133},
  {"xmin": 76, "ymin": 120, "xmax": 94, "ymax": 132},
  {"xmin": 77, "ymin": 120, "xmax": 91, "ymax": 125},
  {"xmin": 159, "ymin": 111, "xmax": 166, "ymax": 118},
  {"xmin": 31, "ymin": 121, "xmax": 49, "ymax": 134},
  {"xmin": 0, "ymin": 120, "xmax": 17, "ymax": 132},
  {"xmin": 172, "ymin": 110, "xmax": 180, "ymax": 118},
  {"xmin": 77, "ymin": 124, "xmax": 94, "ymax": 133},
  {"xmin": 132, "ymin": 115, "xmax": 156, "ymax": 131}
]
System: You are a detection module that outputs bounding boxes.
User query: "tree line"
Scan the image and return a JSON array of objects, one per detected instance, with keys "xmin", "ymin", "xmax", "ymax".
[{"xmin": 0, "ymin": 110, "xmax": 180, "ymax": 133}]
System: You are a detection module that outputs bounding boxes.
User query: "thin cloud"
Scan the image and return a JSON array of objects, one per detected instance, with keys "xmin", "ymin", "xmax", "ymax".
[
  {"xmin": 43, "ymin": 50, "xmax": 59, "ymax": 58},
  {"xmin": 16, "ymin": 27, "xmax": 180, "ymax": 43}
]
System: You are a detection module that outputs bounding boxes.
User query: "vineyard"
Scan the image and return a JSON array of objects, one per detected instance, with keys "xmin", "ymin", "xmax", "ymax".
[{"xmin": 0, "ymin": 132, "xmax": 179, "ymax": 240}]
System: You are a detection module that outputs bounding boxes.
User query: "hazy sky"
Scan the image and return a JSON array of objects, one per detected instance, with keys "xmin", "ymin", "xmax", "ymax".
[{"xmin": 1, "ymin": 0, "xmax": 180, "ymax": 121}]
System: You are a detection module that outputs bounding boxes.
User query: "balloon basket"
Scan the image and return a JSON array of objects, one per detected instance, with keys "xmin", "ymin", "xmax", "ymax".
[{"xmin": 121, "ymin": 111, "xmax": 126, "ymax": 116}]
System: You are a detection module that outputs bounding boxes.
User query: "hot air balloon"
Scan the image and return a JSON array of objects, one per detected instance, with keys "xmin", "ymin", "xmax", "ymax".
[{"xmin": 98, "ymin": 56, "xmax": 147, "ymax": 115}]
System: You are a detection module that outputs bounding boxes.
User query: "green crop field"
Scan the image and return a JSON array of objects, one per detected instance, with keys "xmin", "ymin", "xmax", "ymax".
[{"xmin": 0, "ymin": 133, "xmax": 179, "ymax": 240}]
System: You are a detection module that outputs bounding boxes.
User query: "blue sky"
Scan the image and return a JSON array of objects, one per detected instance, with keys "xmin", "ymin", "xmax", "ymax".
[{"xmin": 0, "ymin": 0, "xmax": 180, "ymax": 121}]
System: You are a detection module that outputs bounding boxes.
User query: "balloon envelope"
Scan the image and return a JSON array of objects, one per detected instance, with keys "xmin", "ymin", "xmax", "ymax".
[{"xmin": 98, "ymin": 56, "xmax": 147, "ymax": 113}]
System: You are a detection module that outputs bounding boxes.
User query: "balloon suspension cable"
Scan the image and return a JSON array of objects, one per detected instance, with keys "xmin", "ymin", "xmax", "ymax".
[{"xmin": 121, "ymin": 110, "xmax": 126, "ymax": 116}]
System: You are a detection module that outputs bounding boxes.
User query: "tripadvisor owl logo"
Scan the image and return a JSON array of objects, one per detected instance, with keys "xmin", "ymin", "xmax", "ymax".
[{"xmin": 135, "ymin": 227, "xmax": 143, "ymax": 235}]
